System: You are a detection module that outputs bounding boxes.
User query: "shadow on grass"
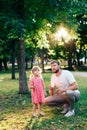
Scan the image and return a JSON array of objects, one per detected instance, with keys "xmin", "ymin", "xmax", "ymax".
[{"xmin": 0, "ymin": 93, "xmax": 31, "ymax": 117}]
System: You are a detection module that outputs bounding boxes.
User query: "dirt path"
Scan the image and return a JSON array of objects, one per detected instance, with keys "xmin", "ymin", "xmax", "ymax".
[{"xmin": 72, "ymin": 71, "xmax": 87, "ymax": 77}]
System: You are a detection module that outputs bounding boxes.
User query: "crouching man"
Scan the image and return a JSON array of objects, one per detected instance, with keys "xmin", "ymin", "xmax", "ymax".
[{"xmin": 44, "ymin": 60, "xmax": 80, "ymax": 117}]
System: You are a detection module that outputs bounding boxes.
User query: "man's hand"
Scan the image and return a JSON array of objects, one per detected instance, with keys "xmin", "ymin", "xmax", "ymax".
[
  {"xmin": 58, "ymin": 87, "xmax": 66, "ymax": 94},
  {"xmin": 49, "ymin": 87, "xmax": 54, "ymax": 96}
]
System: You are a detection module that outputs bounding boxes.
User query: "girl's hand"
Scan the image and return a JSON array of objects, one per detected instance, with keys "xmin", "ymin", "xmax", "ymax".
[
  {"xmin": 44, "ymin": 91, "xmax": 47, "ymax": 96},
  {"xmin": 33, "ymin": 85, "xmax": 35, "ymax": 89},
  {"xmin": 30, "ymin": 86, "xmax": 35, "ymax": 89}
]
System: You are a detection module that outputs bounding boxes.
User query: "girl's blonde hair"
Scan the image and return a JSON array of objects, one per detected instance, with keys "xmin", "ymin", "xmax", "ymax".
[{"xmin": 30, "ymin": 66, "xmax": 42, "ymax": 78}]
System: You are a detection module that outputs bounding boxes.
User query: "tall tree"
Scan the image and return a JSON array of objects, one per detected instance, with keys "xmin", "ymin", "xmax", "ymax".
[
  {"xmin": 0, "ymin": 0, "xmax": 29, "ymax": 93},
  {"xmin": 76, "ymin": 14, "xmax": 87, "ymax": 65},
  {"xmin": 16, "ymin": 0, "xmax": 28, "ymax": 93}
]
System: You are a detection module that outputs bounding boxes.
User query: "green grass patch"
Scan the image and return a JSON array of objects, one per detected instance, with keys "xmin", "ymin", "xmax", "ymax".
[{"xmin": 0, "ymin": 71, "xmax": 87, "ymax": 130}]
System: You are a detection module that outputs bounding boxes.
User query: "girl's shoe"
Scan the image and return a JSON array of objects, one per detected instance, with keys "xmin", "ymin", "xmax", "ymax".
[
  {"xmin": 39, "ymin": 112, "xmax": 45, "ymax": 116},
  {"xmin": 32, "ymin": 113, "xmax": 38, "ymax": 117}
]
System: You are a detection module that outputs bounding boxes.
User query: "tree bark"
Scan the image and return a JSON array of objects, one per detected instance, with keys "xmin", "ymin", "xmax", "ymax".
[
  {"xmin": 68, "ymin": 51, "xmax": 73, "ymax": 70},
  {"xmin": 41, "ymin": 47, "xmax": 45, "ymax": 73},
  {"xmin": 0, "ymin": 59, "xmax": 2, "ymax": 71},
  {"xmin": 65, "ymin": 39, "xmax": 76, "ymax": 70},
  {"xmin": 11, "ymin": 39, "xmax": 16, "ymax": 79},
  {"xmin": 18, "ymin": 39, "xmax": 29, "ymax": 94}
]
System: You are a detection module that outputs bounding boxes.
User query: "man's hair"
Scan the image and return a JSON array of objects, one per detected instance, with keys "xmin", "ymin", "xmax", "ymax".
[{"xmin": 51, "ymin": 60, "xmax": 60, "ymax": 65}]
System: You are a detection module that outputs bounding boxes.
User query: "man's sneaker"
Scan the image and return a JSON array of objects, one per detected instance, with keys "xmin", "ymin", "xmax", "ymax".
[
  {"xmin": 61, "ymin": 107, "xmax": 68, "ymax": 114},
  {"xmin": 64, "ymin": 109, "xmax": 75, "ymax": 117}
]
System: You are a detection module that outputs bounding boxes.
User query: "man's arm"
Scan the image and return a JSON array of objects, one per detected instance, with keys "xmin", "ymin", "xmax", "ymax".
[
  {"xmin": 69, "ymin": 82, "xmax": 78, "ymax": 90},
  {"xmin": 58, "ymin": 82, "xmax": 78, "ymax": 94}
]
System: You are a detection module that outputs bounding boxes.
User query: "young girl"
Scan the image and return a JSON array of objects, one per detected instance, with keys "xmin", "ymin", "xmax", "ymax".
[{"xmin": 29, "ymin": 66, "xmax": 46, "ymax": 117}]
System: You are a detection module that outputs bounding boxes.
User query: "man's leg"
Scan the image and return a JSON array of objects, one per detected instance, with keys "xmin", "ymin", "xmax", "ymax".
[
  {"xmin": 44, "ymin": 95, "xmax": 69, "ymax": 107},
  {"xmin": 64, "ymin": 90, "xmax": 80, "ymax": 117},
  {"xmin": 66, "ymin": 90, "xmax": 80, "ymax": 110}
]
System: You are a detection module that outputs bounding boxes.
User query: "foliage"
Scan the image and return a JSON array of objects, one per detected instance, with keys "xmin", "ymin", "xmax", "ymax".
[
  {"xmin": 0, "ymin": 0, "xmax": 87, "ymax": 67},
  {"xmin": 0, "ymin": 3, "xmax": 26, "ymax": 62}
]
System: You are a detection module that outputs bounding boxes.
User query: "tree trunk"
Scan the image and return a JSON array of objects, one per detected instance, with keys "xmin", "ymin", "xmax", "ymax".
[
  {"xmin": 76, "ymin": 50, "xmax": 81, "ymax": 67},
  {"xmin": 18, "ymin": 39, "xmax": 29, "ymax": 94},
  {"xmin": 0, "ymin": 59, "xmax": 2, "ymax": 71},
  {"xmin": 3, "ymin": 58, "xmax": 8, "ymax": 70},
  {"xmin": 68, "ymin": 51, "xmax": 73, "ymax": 70},
  {"xmin": 11, "ymin": 40, "xmax": 15, "ymax": 79},
  {"xmin": 41, "ymin": 47, "xmax": 45, "ymax": 73},
  {"xmin": 65, "ymin": 39, "xmax": 76, "ymax": 70},
  {"xmin": 25, "ymin": 59, "xmax": 28, "ymax": 70},
  {"xmin": 84, "ymin": 50, "xmax": 87, "ymax": 64},
  {"xmin": 30, "ymin": 56, "xmax": 33, "ymax": 69}
]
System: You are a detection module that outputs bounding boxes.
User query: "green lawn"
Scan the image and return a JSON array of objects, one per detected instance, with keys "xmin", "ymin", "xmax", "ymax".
[{"xmin": 0, "ymin": 71, "xmax": 87, "ymax": 130}]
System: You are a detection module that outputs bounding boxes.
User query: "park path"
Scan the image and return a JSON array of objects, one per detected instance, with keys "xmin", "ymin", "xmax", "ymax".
[{"xmin": 72, "ymin": 71, "xmax": 87, "ymax": 77}]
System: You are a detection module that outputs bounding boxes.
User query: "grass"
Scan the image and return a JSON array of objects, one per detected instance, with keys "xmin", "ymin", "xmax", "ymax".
[{"xmin": 0, "ymin": 70, "xmax": 87, "ymax": 130}]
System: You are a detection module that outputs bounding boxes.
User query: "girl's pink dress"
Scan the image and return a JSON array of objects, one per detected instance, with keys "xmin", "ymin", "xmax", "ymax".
[{"xmin": 30, "ymin": 77, "xmax": 45, "ymax": 104}]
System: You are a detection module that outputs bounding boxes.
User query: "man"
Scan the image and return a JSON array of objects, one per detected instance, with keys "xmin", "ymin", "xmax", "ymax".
[{"xmin": 45, "ymin": 60, "xmax": 80, "ymax": 117}]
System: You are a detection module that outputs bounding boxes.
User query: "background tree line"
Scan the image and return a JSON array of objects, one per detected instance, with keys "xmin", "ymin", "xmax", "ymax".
[{"xmin": 0, "ymin": 0, "xmax": 87, "ymax": 94}]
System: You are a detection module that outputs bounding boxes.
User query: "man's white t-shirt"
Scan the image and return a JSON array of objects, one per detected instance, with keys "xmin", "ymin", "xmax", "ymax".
[{"xmin": 51, "ymin": 70, "xmax": 80, "ymax": 94}]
